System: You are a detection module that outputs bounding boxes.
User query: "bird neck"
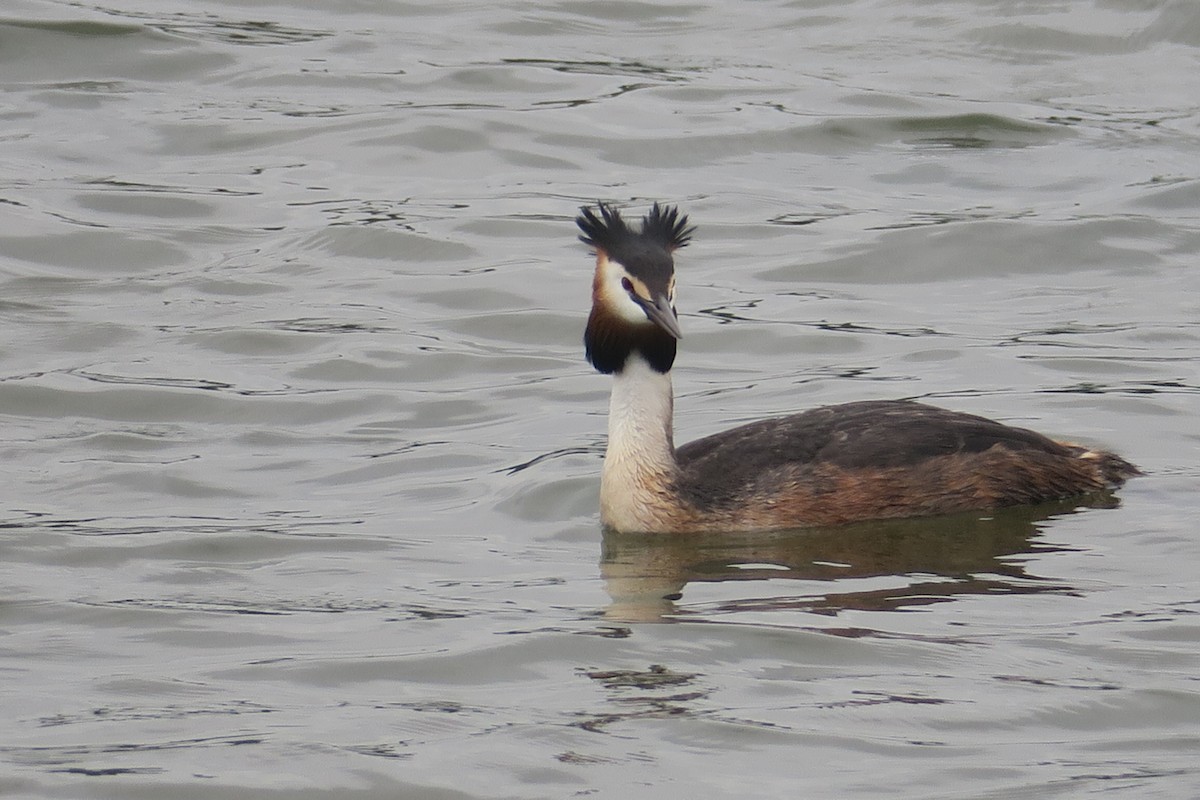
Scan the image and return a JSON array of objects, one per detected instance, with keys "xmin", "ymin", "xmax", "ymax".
[{"xmin": 601, "ymin": 354, "xmax": 680, "ymax": 530}]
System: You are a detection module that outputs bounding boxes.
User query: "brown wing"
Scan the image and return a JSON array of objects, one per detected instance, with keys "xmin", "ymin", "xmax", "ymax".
[{"xmin": 674, "ymin": 400, "xmax": 1093, "ymax": 509}]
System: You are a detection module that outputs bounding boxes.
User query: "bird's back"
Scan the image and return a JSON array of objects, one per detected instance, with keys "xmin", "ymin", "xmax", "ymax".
[{"xmin": 672, "ymin": 399, "xmax": 1137, "ymax": 529}]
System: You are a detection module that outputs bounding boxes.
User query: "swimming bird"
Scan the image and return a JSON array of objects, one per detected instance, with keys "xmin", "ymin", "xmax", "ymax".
[{"xmin": 577, "ymin": 201, "xmax": 1138, "ymax": 533}]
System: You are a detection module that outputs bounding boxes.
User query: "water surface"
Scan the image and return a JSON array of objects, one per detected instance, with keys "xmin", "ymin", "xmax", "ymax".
[{"xmin": 1, "ymin": 0, "xmax": 1198, "ymax": 797}]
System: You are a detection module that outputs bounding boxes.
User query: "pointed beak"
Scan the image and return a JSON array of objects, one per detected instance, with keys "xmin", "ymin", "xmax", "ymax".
[{"xmin": 636, "ymin": 293, "xmax": 682, "ymax": 340}]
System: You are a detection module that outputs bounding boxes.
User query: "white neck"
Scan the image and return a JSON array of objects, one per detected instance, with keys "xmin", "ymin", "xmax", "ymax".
[{"xmin": 600, "ymin": 354, "xmax": 679, "ymax": 531}]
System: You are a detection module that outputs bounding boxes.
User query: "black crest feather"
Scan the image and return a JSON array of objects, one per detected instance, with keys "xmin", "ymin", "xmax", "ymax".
[
  {"xmin": 642, "ymin": 202, "xmax": 695, "ymax": 251},
  {"xmin": 576, "ymin": 202, "xmax": 628, "ymax": 252},
  {"xmin": 576, "ymin": 201, "xmax": 694, "ymax": 254}
]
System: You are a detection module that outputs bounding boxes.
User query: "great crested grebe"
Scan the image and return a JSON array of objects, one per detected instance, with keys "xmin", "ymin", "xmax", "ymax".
[{"xmin": 577, "ymin": 201, "xmax": 1139, "ymax": 534}]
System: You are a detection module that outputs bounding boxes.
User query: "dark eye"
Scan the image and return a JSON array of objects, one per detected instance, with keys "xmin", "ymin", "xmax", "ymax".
[{"xmin": 621, "ymin": 277, "xmax": 634, "ymax": 294}]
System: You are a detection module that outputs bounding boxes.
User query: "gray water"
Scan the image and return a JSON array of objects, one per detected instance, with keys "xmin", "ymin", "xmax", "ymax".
[{"xmin": 2, "ymin": 0, "xmax": 1199, "ymax": 797}]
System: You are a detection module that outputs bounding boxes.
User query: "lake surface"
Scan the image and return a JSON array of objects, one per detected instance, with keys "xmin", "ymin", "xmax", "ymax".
[{"xmin": 1, "ymin": 0, "xmax": 1198, "ymax": 797}]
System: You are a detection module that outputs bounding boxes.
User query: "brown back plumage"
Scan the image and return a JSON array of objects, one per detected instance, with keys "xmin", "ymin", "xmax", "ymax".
[{"xmin": 671, "ymin": 399, "xmax": 1139, "ymax": 527}]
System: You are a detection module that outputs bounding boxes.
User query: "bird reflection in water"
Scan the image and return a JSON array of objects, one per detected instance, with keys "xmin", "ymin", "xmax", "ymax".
[{"xmin": 599, "ymin": 495, "xmax": 1121, "ymax": 624}]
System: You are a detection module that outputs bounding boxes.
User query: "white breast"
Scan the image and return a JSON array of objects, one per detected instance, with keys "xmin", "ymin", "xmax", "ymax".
[{"xmin": 600, "ymin": 355, "xmax": 679, "ymax": 531}]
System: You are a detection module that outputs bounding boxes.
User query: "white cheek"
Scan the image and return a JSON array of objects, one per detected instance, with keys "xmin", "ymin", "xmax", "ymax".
[{"xmin": 600, "ymin": 259, "xmax": 651, "ymax": 325}]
